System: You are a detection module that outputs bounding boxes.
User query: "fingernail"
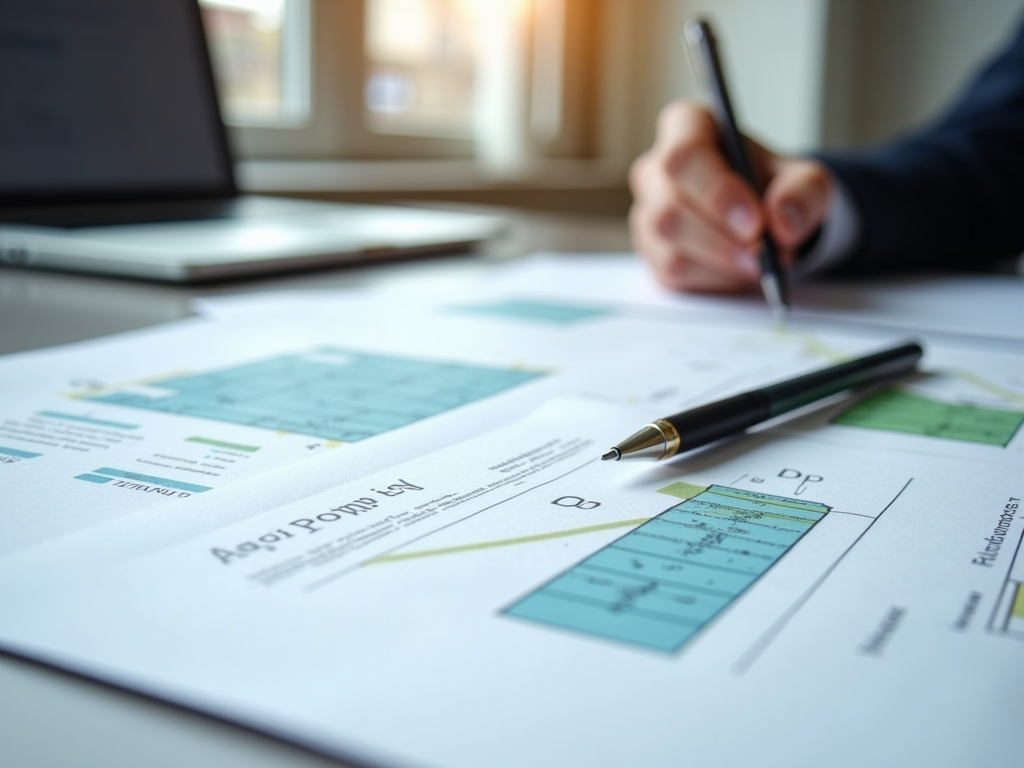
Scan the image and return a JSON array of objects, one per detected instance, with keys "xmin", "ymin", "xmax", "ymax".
[
  {"xmin": 726, "ymin": 205, "xmax": 759, "ymax": 240},
  {"xmin": 781, "ymin": 202, "xmax": 807, "ymax": 237},
  {"xmin": 734, "ymin": 248, "xmax": 760, "ymax": 278}
]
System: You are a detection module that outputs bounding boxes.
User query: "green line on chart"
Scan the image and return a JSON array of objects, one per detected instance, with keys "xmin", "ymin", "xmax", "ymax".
[
  {"xmin": 706, "ymin": 486, "xmax": 830, "ymax": 513},
  {"xmin": 369, "ymin": 517, "xmax": 652, "ymax": 565},
  {"xmin": 950, "ymin": 370, "xmax": 1024, "ymax": 407},
  {"xmin": 186, "ymin": 436, "xmax": 261, "ymax": 452}
]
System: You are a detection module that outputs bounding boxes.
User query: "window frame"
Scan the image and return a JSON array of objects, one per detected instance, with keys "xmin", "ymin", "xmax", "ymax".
[{"xmin": 225, "ymin": 0, "xmax": 606, "ymax": 163}]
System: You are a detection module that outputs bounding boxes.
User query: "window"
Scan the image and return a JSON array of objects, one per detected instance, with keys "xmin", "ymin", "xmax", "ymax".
[
  {"xmin": 199, "ymin": 0, "xmax": 309, "ymax": 125},
  {"xmin": 199, "ymin": 0, "xmax": 609, "ymax": 169},
  {"xmin": 364, "ymin": 0, "xmax": 478, "ymax": 138}
]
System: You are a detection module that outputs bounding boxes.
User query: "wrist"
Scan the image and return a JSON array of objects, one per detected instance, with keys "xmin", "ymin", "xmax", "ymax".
[{"xmin": 794, "ymin": 170, "xmax": 860, "ymax": 275}]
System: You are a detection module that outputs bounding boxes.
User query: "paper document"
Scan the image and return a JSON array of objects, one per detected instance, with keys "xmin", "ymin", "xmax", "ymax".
[
  {"xmin": 4, "ymin": 287, "xmax": 935, "ymax": 555},
  {"xmin": 2, "ymin": 397, "xmax": 1022, "ymax": 768},
  {"xmin": 0, "ymin": 315, "xmax": 561, "ymax": 553},
  {"xmin": 194, "ymin": 252, "xmax": 1024, "ymax": 343},
  {"xmin": 5, "ymin": 253, "xmax": 1024, "ymax": 768},
  {"xmin": 368, "ymin": 252, "xmax": 1024, "ymax": 341}
]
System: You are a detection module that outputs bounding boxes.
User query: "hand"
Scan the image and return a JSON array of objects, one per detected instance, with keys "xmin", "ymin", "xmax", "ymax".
[{"xmin": 629, "ymin": 100, "xmax": 834, "ymax": 293}]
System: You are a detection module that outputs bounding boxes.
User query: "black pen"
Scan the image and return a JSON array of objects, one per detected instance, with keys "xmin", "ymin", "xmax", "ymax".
[
  {"xmin": 684, "ymin": 17, "xmax": 790, "ymax": 318},
  {"xmin": 602, "ymin": 341, "xmax": 924, "ymax": 462}
]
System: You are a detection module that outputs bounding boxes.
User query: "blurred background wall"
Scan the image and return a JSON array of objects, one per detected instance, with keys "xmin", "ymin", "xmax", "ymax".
[
  {"xmin": 622, "ymin": 0, "xmax": 1024, "ymax": 154},
  {"xmin": 823, "ymin": 0, "xmax": 1024, "ymax": 147}
]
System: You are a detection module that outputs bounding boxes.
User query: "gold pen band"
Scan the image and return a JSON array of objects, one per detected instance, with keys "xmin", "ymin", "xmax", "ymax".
[
  {"xmin": 603, "ymin": 418, "xmax": 682, "ymax": 461},
  {"xmin": 651, "ymin": 418, "xmax": 682, "ymax": 459}
]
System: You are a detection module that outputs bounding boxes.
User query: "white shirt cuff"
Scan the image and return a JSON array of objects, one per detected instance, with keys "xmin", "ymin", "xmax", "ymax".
[{"xmin": 796, "ymin": 174, "xmax": 861, "ymax": 275}]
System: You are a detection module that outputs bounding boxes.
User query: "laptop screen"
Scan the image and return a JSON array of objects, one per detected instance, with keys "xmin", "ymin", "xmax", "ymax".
[{"xmin": 0, "ymin": 0, "xmax": 235, "ymax": 205}]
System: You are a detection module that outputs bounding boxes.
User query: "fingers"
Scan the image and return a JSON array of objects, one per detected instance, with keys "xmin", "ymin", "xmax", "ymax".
[
  {"xmin": 629, "ymin": 163, "xmax": 760, "ymax": 292},
  {"xmin": 629, "ymin": 101, "xmax": 767, "ymax": 293},
  {"xmin": 630, "ymin": 100, "xmax": 836, "ymax": 292},
  {"xmin": 763, "ymin": 158, "xmax": 834, "ymax": 251},
  {"xmin": 657, "ymin": 105, "xmax": 764, "ymax": 245}
]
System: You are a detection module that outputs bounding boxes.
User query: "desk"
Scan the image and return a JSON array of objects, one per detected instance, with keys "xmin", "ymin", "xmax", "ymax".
[{"xmin": 0, "ymin": 206, "xmax": 632, "ymax": 768}]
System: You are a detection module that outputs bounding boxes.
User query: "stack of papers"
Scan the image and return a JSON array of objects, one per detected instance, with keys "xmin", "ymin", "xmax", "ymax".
[{"xmin": 3, "ymin": 253, "xmax": 1023, "ymax": 767}]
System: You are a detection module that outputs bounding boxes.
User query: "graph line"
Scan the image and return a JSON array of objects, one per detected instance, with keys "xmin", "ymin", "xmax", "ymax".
[
  {"xmin": 369, "ymin": 518, "xmax": 651, "ymax": 564},
  {"xmin": 732, "ymin": 477, "xmax": 914, "ymax": 673}
]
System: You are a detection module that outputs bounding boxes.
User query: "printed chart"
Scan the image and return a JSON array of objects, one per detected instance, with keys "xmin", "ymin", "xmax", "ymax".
[
  {"xmin": 0, "ymin": 446, "xmax": 42, "ymax": 463},
  {"xmin": 988, "ymin": 503, "xmax": 1024, "ymax": 640},
  {"xmin": 505, "ymin": 483, "xmax": 830, "ymax": 652},
  {"xmin": 449, "ymin": 299, "xmax": 614, "ymax": 325},
  {"xmin": 73, "ymin": 467, "xmax": 212, "ymax": 494},
  {"xmin": 85, "ymin": 347, "xmax": 543, "ymax": 443},
  {"xmin": 836, "ymin": 389, "xmax": 1024, "ymax": 447},
  {"xmin": 995, "ymin": 584, "xmax": 1024, "ymax": 638}
]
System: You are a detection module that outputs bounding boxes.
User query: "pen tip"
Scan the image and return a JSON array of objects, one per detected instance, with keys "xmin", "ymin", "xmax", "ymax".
[
  {"xmin": 771, "ymin": 303, "xmax": 790, "ymax": 323},
  {"xmin": 760, "ymin": 274, "xmax": 790, "ymax": 321},
  {"xmin": 601, "ymin": 449, "xmax": 620, "ymax": 462}
]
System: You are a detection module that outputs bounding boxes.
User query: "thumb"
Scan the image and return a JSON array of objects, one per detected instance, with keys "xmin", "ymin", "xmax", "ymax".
[{"xmin": 762, "ymin": 159, "xmax": 833, "ymax": 250}]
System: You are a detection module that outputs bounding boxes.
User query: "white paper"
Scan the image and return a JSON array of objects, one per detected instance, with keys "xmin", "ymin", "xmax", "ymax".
[
  {"xmin": 0, "ymin": 307, "xmax": 590, "ymax": 553},
  {"xmin": 7, "ymin": 261, "xmax": 1024, "ymax": 767},
  {"xmin": 3, "ymin": 288, "xmax": 915, "ymax": 554},
  {"xmin": 2, "ymin": 398, "xmax": 1022, "ymax": 768},
  {"xmin": 8, "ymin": 285, "xmax": 1024, "ymax": 555},
  {"xmin": 486, "ymin": 252, "xmax": 1024, "ymax": 342},
  {"xmin": 193, "ymin": 252, "xmax": 1024, "ymax": 344}
]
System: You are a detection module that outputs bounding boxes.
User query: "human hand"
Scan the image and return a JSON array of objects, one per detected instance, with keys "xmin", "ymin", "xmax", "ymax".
[{"xmin": 629, "ymin": 100, "xmax": 834, "ymax": 293}]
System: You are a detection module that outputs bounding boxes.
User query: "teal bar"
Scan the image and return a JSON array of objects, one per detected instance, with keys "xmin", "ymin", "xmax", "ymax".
[
  {"xmin": 83, "ymin": 347, "xmax": 543, "ymax": 443},
  {"xmin": 450, "ymin": 300, "xmax": 613, "ymax": 325},
  {"xmin": 506, "ymin": 592, "xmax": 698, "ymax": 652},
  {"xmin": 0, "ymin": 446, "xmax": 42, "ymax": 459},
  {"xmin": 92, "ymin": 467, "xmax": 211, "ymax": 493},
  {"xmin": 505, "ymin": 485, "xmax": 830, "ymax": 653},
  {"xmin": 37, "ymin": 411, "xmax": 140, "ymax": 430},
  {"xmin": 75, "ymin": 473, "xmax": 114, "ymax": 484}
]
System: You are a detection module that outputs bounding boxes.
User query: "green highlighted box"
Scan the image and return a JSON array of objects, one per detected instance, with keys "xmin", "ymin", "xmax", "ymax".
[
  {"xmin": 656, "ymin": 481, "xmax": 706, "ymax": 502},
  {"xmin": 187, "ymin": 436, "xmax": 260, "ymax": 452},
  {"xmin": 1012, "ymin": 584, "xmax": 1024, "ymax": 620},
  {"xmin": 835, "ymin": 389, "xmax": 1024, "ymax": 447}
]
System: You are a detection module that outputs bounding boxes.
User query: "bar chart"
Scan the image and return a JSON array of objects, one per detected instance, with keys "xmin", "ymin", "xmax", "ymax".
[{"xmin": 506, "ymin": 484, "xmax": 830, "ymax": 652}]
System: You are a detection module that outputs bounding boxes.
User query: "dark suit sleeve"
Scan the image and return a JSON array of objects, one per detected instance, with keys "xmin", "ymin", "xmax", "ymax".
[{"xmin": 816, "ymin": 19, "xmax": 1024, "ymax": 274}]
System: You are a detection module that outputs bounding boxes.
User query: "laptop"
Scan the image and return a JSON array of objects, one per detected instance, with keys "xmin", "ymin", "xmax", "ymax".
[{"xmin": 0, "ymin": 0, "xmax": 501, "ymax": 282}]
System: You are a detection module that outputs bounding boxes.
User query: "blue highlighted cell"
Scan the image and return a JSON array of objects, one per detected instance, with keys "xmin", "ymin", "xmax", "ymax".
[
  {"xmin": 37, "ymin": 411, "xmax": 140, "ymax": 430},
  {"xmin": 83, "ymin": 347, "xmax": 543, "ymax": 443},
  {"xmin": 0, "ymin": 446, "xmax": 42, "ymax": 459},
  {"xmin": 505, "ymin": 485, "xmax": 829, "ymax": 653},
  {"xmin": 91, "ymin": 468, "xmax": 212, "ymax": 494},
  {"xmin": 450, "ymin": 299, "xmax": 613, "ymax": 325},
  {"xmin": 75, "ymin": 473, "xmax": 114, "ymax": 484}
]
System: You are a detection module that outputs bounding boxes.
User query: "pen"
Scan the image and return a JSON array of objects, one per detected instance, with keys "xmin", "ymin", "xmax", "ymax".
[
  {"xmin": 683, "ymin": 17, "xmax": 790, "ymax": 318},
  {"xmin": 602, "ymin": 341, "xmax": 924, "ymax": 462}
]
